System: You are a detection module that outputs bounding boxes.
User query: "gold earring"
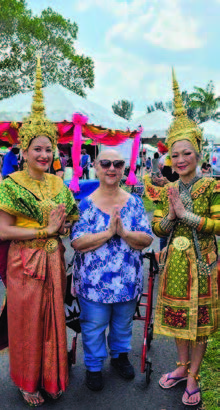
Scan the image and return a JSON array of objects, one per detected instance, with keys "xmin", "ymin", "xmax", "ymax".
[{"xmin": 23, "ymin": 159, "xmax": 28, "ymax": 170}]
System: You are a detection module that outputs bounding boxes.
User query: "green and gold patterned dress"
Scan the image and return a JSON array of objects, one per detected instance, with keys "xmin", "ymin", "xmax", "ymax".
[
  {"xmin": 0, "ymin": 170, "xmax": 78, "ymax": 228},
  {"xmin": 152, "ymin": 177, "xmax": 219, "ymax": 341}
]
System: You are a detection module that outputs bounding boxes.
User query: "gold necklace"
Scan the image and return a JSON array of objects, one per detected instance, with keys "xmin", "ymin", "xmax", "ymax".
[{"xmin": 24, "ymin": 168, "xmax": 51, "ymax": 200}]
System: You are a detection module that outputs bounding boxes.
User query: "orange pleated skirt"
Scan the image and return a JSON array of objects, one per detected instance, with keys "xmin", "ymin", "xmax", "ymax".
[{"xmin": 6, "ymin": 241, "xmax": 68, "ymax": 394}]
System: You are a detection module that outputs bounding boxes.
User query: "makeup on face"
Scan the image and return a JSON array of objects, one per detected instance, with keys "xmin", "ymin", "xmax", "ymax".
[
  {"xmin": 24, "ymin": 136, "xmax": 53, "ymax": 172},
  {"xmin": 171, "ymin": 140, "xmax": 198, "ymax": 175}
]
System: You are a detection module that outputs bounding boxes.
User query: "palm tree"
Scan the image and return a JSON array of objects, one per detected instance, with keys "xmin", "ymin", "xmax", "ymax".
[{"xmin": 189, "ymin": 81, "xmax": 220, "ymax": 123}]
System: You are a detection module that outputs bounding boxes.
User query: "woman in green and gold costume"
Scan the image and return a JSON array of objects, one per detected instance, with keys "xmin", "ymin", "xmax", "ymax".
[
  {"xmin": 153, "ymin": 70, "xmax": 219, "ymax": 407},
  {"xmin": 0, "ymin": 59, "xmax": 78, "ymax": 407}
]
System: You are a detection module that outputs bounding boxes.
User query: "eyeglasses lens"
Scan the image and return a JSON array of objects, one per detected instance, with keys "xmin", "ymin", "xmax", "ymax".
[{"xmin": 99, "ymin": 160, "xmax": 125, "ymax": 169}]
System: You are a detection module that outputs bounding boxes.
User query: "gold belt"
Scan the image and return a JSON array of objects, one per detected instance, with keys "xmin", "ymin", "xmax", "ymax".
[
  {"xmin": 172, "ymin": 237, "xmax": 216, "ymax": 254},
  {"xmin": 14, "ymin": 238, "xmax": 59, "ymax": 254}
]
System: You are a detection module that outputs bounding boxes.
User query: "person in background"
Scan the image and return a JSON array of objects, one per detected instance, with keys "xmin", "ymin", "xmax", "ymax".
[
  {"xmin": 71, "ymin": 149, "xmax": 153, "ymax": 392},
  {"xmin": 0, "ymin": 155, "xmax": 3, "ymax": 182},
  {"xmin": 1, "ymin": 145, "xmax": 19, "ymax": 178},
  {"xmin": 161, "ymin": 155, "xmax": 179, "ymax": 183},
  {"xmin": 80, "ymin": 149, "xmax": 91, "ymax": 180},
  {"xmin": 146, "ymin": 157, "xmax": 152, "ymax": 171},
  {"xmin": 60, "ymin": 151, "xmax": 67, "ymax": 170},
  {"xmin": 49, "ymin": 147, "xmax": 64, "ymax": 179},
  {"xmin": 135, "ymin": 155, "xmax": 141, "ymax": 174},
  {"xmin": 201, "ymin": 162, "xmax": 211, "ymax": 177},
  {"xmin": 151, "ymin": 152, "xmax": 161, "ymax": 177}
]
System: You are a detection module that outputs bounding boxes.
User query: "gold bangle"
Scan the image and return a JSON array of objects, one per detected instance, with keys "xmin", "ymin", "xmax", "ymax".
[
  {"xmin": 36, "ymin": 228, "xmax": 48, "ymax": 239},
  {"xmin": 60, "ymin": 228, "xmax": 70, "ymax": 237}
]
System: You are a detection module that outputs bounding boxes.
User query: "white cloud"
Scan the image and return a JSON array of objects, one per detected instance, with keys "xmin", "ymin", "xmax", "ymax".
[
  {"xmin": 74, "ymin": 0, "xmax": 130, "ymax": 17},
  {"xmin": 144, "ymin": 0, "xmax": 203, "ymax": 50},
  {"xmin": 75, "ymin": 0, "xmax": 203, "ymax": 50},
  {"xmin": 105, "ymin": 0, "xmax": 204, "ymax": 50},
  {"xmin": 86, "ymin": 46, "xmax": 174, "ymax": 114},
  {"xmin": 73, "ymin": 0, "xmax": 204, "ymax": 116}
]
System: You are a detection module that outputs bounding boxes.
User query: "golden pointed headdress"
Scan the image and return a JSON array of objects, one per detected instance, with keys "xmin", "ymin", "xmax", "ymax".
[
  {"xmin": 18, "ymin": 57, "xmax": 57, "ymax": 150},
  {"xmin": 166, "ymin": 68, "xmax": 202, "ymax": 154}
]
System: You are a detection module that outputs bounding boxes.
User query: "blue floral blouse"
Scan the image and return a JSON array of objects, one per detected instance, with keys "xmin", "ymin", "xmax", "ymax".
[{"xmin": 71, "ymin": 194, "xmax": 153, "ymax": 303}]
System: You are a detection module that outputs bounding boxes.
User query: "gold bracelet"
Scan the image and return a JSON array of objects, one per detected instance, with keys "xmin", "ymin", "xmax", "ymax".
[
  {"xmin": 60, "ymin": 228, "xmax": 70, "ymax": 237},
  {"xmin": 36, "ymin": 228, "xmax": 48, "ymax": 239}
]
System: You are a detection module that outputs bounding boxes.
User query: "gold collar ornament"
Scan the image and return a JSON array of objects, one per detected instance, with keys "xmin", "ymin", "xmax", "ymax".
[
  {"xmin": 166, "ymin": 69, "xmax": 203, "ymax": 155},
  {"xmin": 18, "ymin": 57, "xmax": 57, "ymax": 151}
]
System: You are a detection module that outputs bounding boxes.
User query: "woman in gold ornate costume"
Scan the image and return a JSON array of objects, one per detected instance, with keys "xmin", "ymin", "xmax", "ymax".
[
  {"xmin": 0, "ymin": 59, "xmax": 78, "ymax": 406},
  {"xmin": 152, "ymin": 70, "xmax": 219, "ymax": 406}
]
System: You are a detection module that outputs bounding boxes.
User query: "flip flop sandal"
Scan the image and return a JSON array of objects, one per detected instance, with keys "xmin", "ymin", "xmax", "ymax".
[
  {"xmin": 19, "ymin": 389, "xmax": 45, "ymax": 407},
  {"xmin": 182, "ymin": 387, "xmax": 201, "ymax": 406},
  {"xmin": 159, "ymin": 373, "xmax": 188, "ymax": 389}
]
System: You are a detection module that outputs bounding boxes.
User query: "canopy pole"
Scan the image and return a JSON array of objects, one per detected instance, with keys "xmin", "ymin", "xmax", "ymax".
[{"xmin": 141, "ymin": 137, "xmax": 144, "ymax": 178}]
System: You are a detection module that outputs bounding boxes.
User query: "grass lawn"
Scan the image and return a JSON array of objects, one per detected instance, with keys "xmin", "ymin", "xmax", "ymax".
[
  {"xmin": 200, "ymin": 238, "xmax": 220, "ymax": 409},
  {"xmin": 200, "ymin": 330, "xmax": 220, "ymax": 410}
]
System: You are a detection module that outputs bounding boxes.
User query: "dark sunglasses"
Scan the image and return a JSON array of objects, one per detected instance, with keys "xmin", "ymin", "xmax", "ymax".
[{"xmin": 99, "ymin": 159, "xmax": 125, "ymax": 169}]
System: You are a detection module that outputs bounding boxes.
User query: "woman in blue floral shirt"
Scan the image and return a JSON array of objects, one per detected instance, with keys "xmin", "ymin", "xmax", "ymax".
[{"xmin": 71, "ymin": 150, "xmax": 153, "ymax": 391}]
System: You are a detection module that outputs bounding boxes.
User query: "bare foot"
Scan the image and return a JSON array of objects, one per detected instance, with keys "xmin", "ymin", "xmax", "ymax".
[
  {"xmin": 159, "ymin": 366, "xmax": 188, "ymax": 388},
  {"xmin": 182, "ymin": 375, "xmax": 201, "ymax": 405},
  {"xmin": 20, "ymin": 389, "xmax": 45, "ymax": 406}
]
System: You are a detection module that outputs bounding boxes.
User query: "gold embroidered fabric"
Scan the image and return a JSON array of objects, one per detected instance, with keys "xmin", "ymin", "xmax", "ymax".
[
  {"xmin": 0, "ymin": 171, "xmax": 78, "ymax": 226},
  {"xmin": 152, "ymin": 177, "xmax": 219, "ymax": 341}
]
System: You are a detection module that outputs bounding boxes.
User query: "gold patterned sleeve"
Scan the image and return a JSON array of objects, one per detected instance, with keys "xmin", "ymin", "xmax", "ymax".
[
  {"xmin": 62, "ymin": 185, "xmax": 79, "ymax": 223},
  {"xmin": 200, "ymin": 181, "xmax": 220, "ymax": 235}
]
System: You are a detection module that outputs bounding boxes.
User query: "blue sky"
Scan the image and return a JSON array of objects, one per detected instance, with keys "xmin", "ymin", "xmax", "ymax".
[{"xmin": 27, "ymin": 0, "xmax": 220, "ymax": 118}]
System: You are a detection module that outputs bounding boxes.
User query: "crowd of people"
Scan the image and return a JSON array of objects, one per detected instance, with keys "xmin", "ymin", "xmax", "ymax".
[{"xmin": 0, "ymin": 62, "xmax": 219, "ymax": 409}]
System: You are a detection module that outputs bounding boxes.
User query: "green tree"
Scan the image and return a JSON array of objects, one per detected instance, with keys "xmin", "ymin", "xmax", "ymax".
[
  {"xmin": 146, "ymin": 101, "xmax": 166, "ymax": 113},
  {"xmin": 145, "ymin": 83, "xmax": 220, "ymax": 124},
  {"xmin": 0, "ymin": 0, "xmax": 94, "ymax": 100},
  {"xmin": 189, "ymin": 81, "xmax": 220, "ymax": 123},
  {"xmin": 112, "ymin": 100, "xmax": 134, "ymax": 120}
]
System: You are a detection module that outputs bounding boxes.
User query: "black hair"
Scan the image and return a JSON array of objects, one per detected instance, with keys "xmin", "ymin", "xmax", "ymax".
[
  {"xmin": 154, "ymin": 152, "xmax": 159, "ymax": 159},
  {"xmin": 11, "ymin": 147, "xmax": 19, "ymax": 154}
]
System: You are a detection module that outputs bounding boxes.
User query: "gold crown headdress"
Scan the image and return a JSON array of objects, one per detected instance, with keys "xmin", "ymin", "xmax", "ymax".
[
  {"xmin": 166, "ymin": 68, "xmax": 203, "ymax": 154},
  {"xmin": 18, "ymin": 57, "xmax": 57, "ymax": 150}
]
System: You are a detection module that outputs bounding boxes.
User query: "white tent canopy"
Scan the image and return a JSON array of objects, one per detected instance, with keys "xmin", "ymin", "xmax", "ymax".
[
  {"xmin": 143, "ymin": 143, "xmax": 157, "ymax": 153},
  {"xmin": 131, "ymin": 111, "xmax": 173, "ymax": 139},
  {"xmin": 0, "ymin": 84, "xmax": 131, "ymax": 131},
  {"xmin": 202, "ymin": 120, "xmax": 220, "ymax": 145}
]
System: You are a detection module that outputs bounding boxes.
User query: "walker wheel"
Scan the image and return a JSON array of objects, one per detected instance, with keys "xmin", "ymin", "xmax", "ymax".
[
  {"xmin": 145, "ymin": 359, "xmax": 152, "ymax": 386},
  {"xmin": 71, "ymin": 337, "xmax": 77, "ymax": 364},
  {"xmin": 68, "ymin": 350, "xmax": 73, "ymax": 368},
  {"xmin": 68, "ymin": 337, "xmax": 77, "ymax": 368}
]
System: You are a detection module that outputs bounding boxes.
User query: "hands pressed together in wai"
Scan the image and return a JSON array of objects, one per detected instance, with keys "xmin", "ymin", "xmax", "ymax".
[
  {"xmin": 108, "ymin": 205, "xmax": 128, "ymax": 239},
  {"xmin": 167, "ymin": 187, "xmax": 187, "ymax": 221},
  {"xmin": 47, "ymin": 204, "xmax": 71, "ymax": 236}
]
